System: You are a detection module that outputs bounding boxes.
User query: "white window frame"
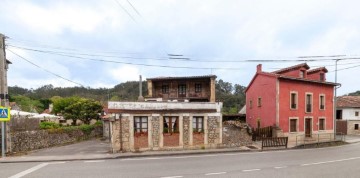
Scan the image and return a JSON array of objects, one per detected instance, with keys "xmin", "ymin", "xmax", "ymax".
[
  {"xmin": 319, "ymin": 94, "xmax": 325, "ymax": 110},
  {"xmin": 289, "ymin": 117, "xmax": 299, "ymax": 133},
  {"xmin": 290, "ymin": 91, "xmax": 298, "ymax": 110},
  {"xmin": 305, "ymin": 92, "xmax": 313, "ymax": 113}
]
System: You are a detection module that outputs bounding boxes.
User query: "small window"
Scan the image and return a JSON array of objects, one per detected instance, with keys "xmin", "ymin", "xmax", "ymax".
[
  {"xmin": 290, "ymin": 119, "xmax": 297, "ymax": 132},
  {"xmin": 320, "ymin": 73, "xmax": 325, "ymax": 81},
  {"xmin": 320, "ymin": 95, "xmax": 325, "ymax": 110},
  {"xmin": 319, "ymin": 118, "xmax": 325, "ymax": 130},
  {"xmin": 257, "ymin": 97, "xmax": 262, "ymax": 107},
  {"xmin": 134, "ymin": 116, "xmax": 148, "ymax": 133},
  {"xmin": 356, "ymin": 111, "xmax": 359, "ymax": 117},
  {"xmin": 193, "ymin": 117, "xmax": 204, "ymax": 133},
  {"xmin": 162, "ymin": 85, "xmax": 169, "ymax": 94},
  {"xmin": 290, "ymin": 92, "xmax": 297, "ymax": 109},
  {"xmin": 300, "ymin": 70, "xmax": 305, "ymax": 78},
  {"xmin": 355, "ymin": 124, "xmax": 359, "ymax": 130},
  {"xmin": 306, "ymin": 94, "xmax": 312, "ymax": 113},
  {"xmin": 164, "ymin": 116, "xmax": 179, "ymax": 133},
  {"xmin": 195, "ymin": 84, "xmax": 202, "ymax": 93},
  {"xmin": 178, "ymin": 84, "xmax": 186, "ymax": 97},
  {"xmin": 249, "ymin": 100, "xmax": 253, "ymax": 109}
]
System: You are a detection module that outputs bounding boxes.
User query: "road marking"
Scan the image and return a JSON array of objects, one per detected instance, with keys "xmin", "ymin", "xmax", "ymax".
[
  {"xmin": 160, "ymin": 176, "xmax": 183, "ymax": 178},
  {"xmin": 9, "ymin": 163, "xmax": 49, "ymax": 178},
  {"xmin": 205, "ymin": 172, "xmax": 227, "ymax": 175},
  {"xmin": 274, "ymin": 166, "xmax": 287, "ymax": 169},
  {"xmin": 49, "ymin": 161, "xmax": 66, "ymax": 164},
  {"xmin": 301, "ymin": 156, "xmax": 360, "ymax": 166},
  {"xmin": 84, "ymin": 160, "xmax": 105, "ymax": 163},
  {"xmin": 242, "ymin": 169, "xmax": 261, "ymax": 172}
]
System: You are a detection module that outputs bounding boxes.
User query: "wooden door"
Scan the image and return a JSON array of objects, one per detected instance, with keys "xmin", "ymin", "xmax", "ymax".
[{"xmin": 305, "ymin": 118, "xmax": 311, "ymax": 137}]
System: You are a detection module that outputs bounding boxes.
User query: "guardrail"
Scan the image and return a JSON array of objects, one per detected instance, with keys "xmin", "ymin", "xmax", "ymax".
[{"xmin": 295, "ymin": 132, "xmax": 346, "ymax": 147}]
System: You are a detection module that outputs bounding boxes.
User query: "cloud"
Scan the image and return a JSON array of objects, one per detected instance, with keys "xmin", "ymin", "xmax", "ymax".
[{"xmin": 109, "ymin": 65, "xmax": 140, "ymax": 83}]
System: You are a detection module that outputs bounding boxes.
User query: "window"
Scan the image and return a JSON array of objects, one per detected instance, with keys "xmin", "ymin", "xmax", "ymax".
[
  {"xmin": 134, "ymin": 116, "xmax": 148, "ymax": 133},
  {"xmin": 336, "ymin": 110, "xmax": 343, "ymax": 119},
  {"xmin": 300, "ymin": 70, "xmax": 305, "ymax": 78},
  {"xmin": 164, "ymin": 116, "xmax": 178, "ymax": 133},
  {"xmin": 195, "ymin": 84, "xmax": 202, "ymax": 93},
  {"xmin": 319, "ymin": 95, "xmax": 325, "ymax": 110},
  {"xmin": 355, "ymin": 124, "xmax": 359, "ymax": 130},
  {"xmin": 193, "ymin": 117, "xmax": 204, "ymax": 133},
  {"xmin": 320, "ymin": 73, "xmax": 325, "ymax": 81},
  {"xmin": 162, "ymin": 85, "xmax": 169, "ymax": 94},
  {"xmin": 319, "ymin": 118, "xmax": 325, "ymax": 130},
  {"xmin": 249, "ymin": 100, "xmax": 253, "ymax": 109},
  {"xmin": 178, "ymin": 84, "xmax": 186, "ymax": 97},
  {"xmin": 257, "ymin": 97, "xmax": 262, "ymax": 107},
  {"xmin": 290, "ymin": 119, "xmax": 297, "ymax": 132},
  {"xmin": 290, "ymin": 92, "xmax": 297, "ymax": 109},
  {"xmin": 356, "ymin": 111, "xmax": 359, "ymax": 117},
  {"xmin": 306, "ymin": 93, "xmax": 312, "ymax": 113}
]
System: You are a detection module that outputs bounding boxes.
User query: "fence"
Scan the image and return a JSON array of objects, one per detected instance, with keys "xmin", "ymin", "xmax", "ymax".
[
  {"xmin": 295, "ymin": 132, "xmax": 346, "ymax": 147},
  {"xmin": 261, "ymin": 137, "xmax": 288, "ymax": 150},
  {"xmin": 252, "ymin": 126, "xmax": 272, "ymax": 141}
]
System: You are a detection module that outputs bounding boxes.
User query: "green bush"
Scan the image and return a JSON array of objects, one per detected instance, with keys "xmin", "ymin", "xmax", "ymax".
[
  {"xmin": 40, "ymin": 122, "xmax": 61, "ymax": 129},
  {"xmin": 79, "ymin": 124, "xmax": 95, "ymax": 135},
  {"xmin": 94, "ymin": 120, "xmax": 103, "ymax": 126}
]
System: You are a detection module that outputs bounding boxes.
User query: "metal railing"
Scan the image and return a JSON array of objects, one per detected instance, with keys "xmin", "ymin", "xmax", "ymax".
[{"xmin": 295, "ymin": 132, "xmax": 346, "ymax": 147}]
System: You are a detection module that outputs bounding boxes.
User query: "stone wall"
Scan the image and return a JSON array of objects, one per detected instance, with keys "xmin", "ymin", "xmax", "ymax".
[
  {"xmin": 183, "ymin": 116, "xmax": 190, "ymax": 146},
  {"xmin": 207, "ymin": 116, "xmax": 220, "ymax": 145},
  {"xmin": 151, "ymin": 116, "xmax": 160, "ymax": 148},
  {"xmin": 121, "ymin": 117, "xmax": 131, "ymax": 151},
  {"xmin": 10, "ymin": 126, "xmax": 102, "ymax": 153},
  {"xmin": 222, "ymin": 121, "xmax": 253, "ymax": 147},
  {"xmin": 347, "ymin": 120, "xmax": 360, "ymax": 135}
]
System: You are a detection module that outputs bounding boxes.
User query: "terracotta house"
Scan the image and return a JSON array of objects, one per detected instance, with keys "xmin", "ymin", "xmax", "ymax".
[
  {"xmin": 246, "ymin": 63, "xmax": 338, "ymax": 141},
  {"xmin": 336, "ymin": 96, "xmax": 360, "ymax": 135},
  {"xmin": 107, "ymin": 75, "xmax": 222, "ymax": 152}
]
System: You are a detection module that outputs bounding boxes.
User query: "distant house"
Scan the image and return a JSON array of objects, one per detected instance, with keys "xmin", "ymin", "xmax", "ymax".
[
  {"xmin": 336, "ymin": 96, "xmax": 360, "ymax": 135},
  {"xmin": 107, "ymin": 75, "xmax": 223, "ymax": 152},
  {"xmin": 246, "ymin": 63, "xmax": 338, "ymax": 141}
]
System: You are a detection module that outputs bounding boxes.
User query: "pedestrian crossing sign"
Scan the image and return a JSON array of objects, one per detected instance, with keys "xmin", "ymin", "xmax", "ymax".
[{"xmin": 0, "ymin": 107, "xmax": 10, "ymax": 121}]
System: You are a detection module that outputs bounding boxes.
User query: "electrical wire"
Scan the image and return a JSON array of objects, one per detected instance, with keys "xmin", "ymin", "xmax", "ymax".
[{"xmin": 7, "ymin": 49, "xmax": 84, "ymax": 86}]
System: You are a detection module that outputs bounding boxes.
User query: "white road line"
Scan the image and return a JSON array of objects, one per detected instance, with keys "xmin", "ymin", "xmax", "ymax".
[
  {"xmin": 301, "ymin": 156, "xmax": 360, "ymax": 166},
  {"xmin": 242, "ymin": 169, "xmax": 261, "ymax": 172},
  {"xmin": 9, "ymin": 163, "xmax": 49, "ymax": 178},
  {"xmin": 49, "ymin": 161, "xmax": 66, "ymax": 164},
  {"xmin": 274, "ymin": 166, "xmax": 287, "ymax": 169},
  {"xmin": 160, "ymin": 176, "xmax": 183, "ymax": 178},
  {"xmin": 205, "ymin": 172, "xmax": 227, "ymax": 175},
  {"xmin": 84, "ymin": 160, "xmax": 105, "ymax": 163}
]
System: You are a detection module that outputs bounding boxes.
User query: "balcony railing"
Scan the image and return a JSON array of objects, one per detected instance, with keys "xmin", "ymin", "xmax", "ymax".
[
  {"xmin": 306, "ymin": 104, "xmax": 312, "ymax": 112},
  {"xmin": 291, "ymin": 104, "xmax": 297, "ymax": 109},
  {"xmin": 320, "ymin": 105, "xmax": 325, "ymax": 110}
]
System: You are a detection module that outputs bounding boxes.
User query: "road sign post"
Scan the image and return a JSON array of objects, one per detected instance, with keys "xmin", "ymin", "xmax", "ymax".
[{"xmin": 0, "ymin": 107, "xmax": 10, "ymax": 158}]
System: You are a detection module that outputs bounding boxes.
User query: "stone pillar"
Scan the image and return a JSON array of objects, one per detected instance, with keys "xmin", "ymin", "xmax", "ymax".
[
  {"xmin": 147, "ymin": 80, "xmax": 153, "ymax": 97},
  {"xmin": 204, "ymin": 115, "xmax": 208, "ymax": 145},
  {"xmin": 148, "ymin": 116, "xmax": 153, "ymax": 149},
  {"xmin": 129, "ymin": 115, "xmax": 134, "ymax": 151},
  {"xmin": 151, "ymin": 114, "xmax": 160, "ymax": 150},
  {"xmin": 183, "ymin": 115, "xmax": 190, "ymax": 147},
  {"xmin": 210, "ymin": 77, "xmax": 216, "ymax": 102},
  {"xmin": 179, "ymin": 115, "xmax": 184, "ymax": 147},
  {"xmin": 159, "ymin": 115, "xmax": 164, "ymax": 148},
  {"xmin": 189, "ymin": 115, "xmax": 193, "ymax": 146}
]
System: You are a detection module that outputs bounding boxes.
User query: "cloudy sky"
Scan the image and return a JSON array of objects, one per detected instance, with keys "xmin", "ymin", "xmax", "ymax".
[{"xmin": 1, "ymin": 0, "xmax": 359, "ymax": 95}]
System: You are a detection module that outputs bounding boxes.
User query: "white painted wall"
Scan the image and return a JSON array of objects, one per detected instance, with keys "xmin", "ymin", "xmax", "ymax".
[{"xmin": 341, "ymin": 108, "xmax": 360, "ymax": 120}]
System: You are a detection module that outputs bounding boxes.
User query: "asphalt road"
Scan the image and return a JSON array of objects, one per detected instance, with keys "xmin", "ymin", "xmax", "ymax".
[{"xmin": 2, "ymin": 143, "xmax": 360, "ymax": 178}]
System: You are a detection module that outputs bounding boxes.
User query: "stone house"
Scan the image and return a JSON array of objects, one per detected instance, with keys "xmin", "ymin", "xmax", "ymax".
[
  {"xmin": 246, "ymin": 63, "xmax": 338, "ymax": 142},
  {"xmin": 336, "ymin": 96, "xmax": 360, "ymax": 135},
  {"xmin": 107, "ymin": 75, "xmax": 223, "ymax": 152}
]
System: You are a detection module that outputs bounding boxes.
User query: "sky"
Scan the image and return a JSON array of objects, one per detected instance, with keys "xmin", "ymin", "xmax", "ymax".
[{"xmin": 1, "ymin": 0, "xmax": 360, "ymax": 95}]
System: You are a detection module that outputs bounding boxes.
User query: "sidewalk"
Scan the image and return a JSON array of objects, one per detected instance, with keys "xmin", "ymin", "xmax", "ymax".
[{"xmin": 2, "ymin": 135, "xmax": 359, "ymax": 163}]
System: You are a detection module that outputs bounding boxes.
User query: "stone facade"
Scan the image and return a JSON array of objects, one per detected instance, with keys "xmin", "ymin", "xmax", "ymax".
[
  {"xmin": 183, "ymin": 116, "xmax": 190, "ymax": 146},
  {"xmin": 207, "ymin": 116, "xmax": 221, "ymax": 145},
  {"xmin": 151, "ymin": 116, "xmax": 160, "ymax": 148},
  {"xmin": 9, "ymin": 127, "xmax": 102, "ymax": 153},
  {"xmin": 222, "ymin": 121, "xmax": 252, "ymax": 147}
]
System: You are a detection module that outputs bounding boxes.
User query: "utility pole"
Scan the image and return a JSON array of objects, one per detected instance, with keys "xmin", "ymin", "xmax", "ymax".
[
  {"xmin": 334, "ymin": 59, "xmax": 341, "ymax": 140},
  {"xmin": 0, "ymin": 33, "xmax": 10, "ymax": 158}
]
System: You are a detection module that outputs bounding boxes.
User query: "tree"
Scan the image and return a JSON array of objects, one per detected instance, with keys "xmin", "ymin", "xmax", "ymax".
[
  {"xmin": 11, "ymin": 95, "xmax": 44, "ymax": 113},
  {"xmin": 63, "ymin": 98, "xmax": 103, "ymax": 125},
  {"xmin": 51, "ymin": 96, "xmax": 80, "ymax": 115}
]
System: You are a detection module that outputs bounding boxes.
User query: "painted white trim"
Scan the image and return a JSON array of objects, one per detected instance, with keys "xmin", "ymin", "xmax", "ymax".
[
  {"xmin": 290, "ymin": 91, "xmax": 298, "ymax": 110},
  {"xmin": 319, "ymin": 94, "xmax": 326, "ymax": 110},
  {"xmin": 305, "ymin": 92, "xmax": 313, "ymax": 113}
]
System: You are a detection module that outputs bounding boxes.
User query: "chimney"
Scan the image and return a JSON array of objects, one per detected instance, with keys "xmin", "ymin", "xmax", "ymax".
[
  {"xmin": 138, "ymin": 75, "xmax": 144, "ymax": 101},
  {"xmin": 256, "ymin": 64, "xmax": 262, "ymax": 72}
]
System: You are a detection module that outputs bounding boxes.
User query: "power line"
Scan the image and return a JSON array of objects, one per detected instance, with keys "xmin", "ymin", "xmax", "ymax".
[
  {"xmin": 126, "ymin": 0, "xmax": 142, "ymax": 17},
  {"xmin": 7, "ymin": 49, "xmax": 84, "ymax": 86},
  {"xmin": 114, "ymin": 0, "xmax": 138, "ymax": 23}
]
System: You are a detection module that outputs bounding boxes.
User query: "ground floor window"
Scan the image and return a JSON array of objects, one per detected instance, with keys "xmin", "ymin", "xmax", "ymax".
[
  {"xmin": 193, "ymin": 117, "xmax": 204, "ymax": 133},
  {"xmin": 355, "ymin": 124, "xmax": 359, "ymax": 130},
  {"xmin": 134, "ymin": 116, "xmax": 148, "ymax": 133},
  {"xmin": 164, "ymin": 116, "xmax": 179, "ymax": 133},
  {"xmin": 290, "ymin": 119, "xmax": 297, "ymax": 132},
  {"xmin": 319, "ymin": 118, "xmax": 325, "ymax": 130}
]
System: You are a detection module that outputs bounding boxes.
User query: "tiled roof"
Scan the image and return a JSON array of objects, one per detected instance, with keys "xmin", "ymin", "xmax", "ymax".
[
  {"xmin": 272, "ymin": 63, "xmax": 310, "ymax": 74},
  {"xmin": 278, "ymin": 75, "xmax": 338, "ymax": 86},
  {"xmin": 337, "ymin": 96, "xmax": 360, "ymax": 108},
  {"xmin": 147, "ymin": 75, "xmax": 217, "ymax": 81},
  {"xmin": 307, "ymin": 67, "xmax": 328, "ymax": 74}
]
